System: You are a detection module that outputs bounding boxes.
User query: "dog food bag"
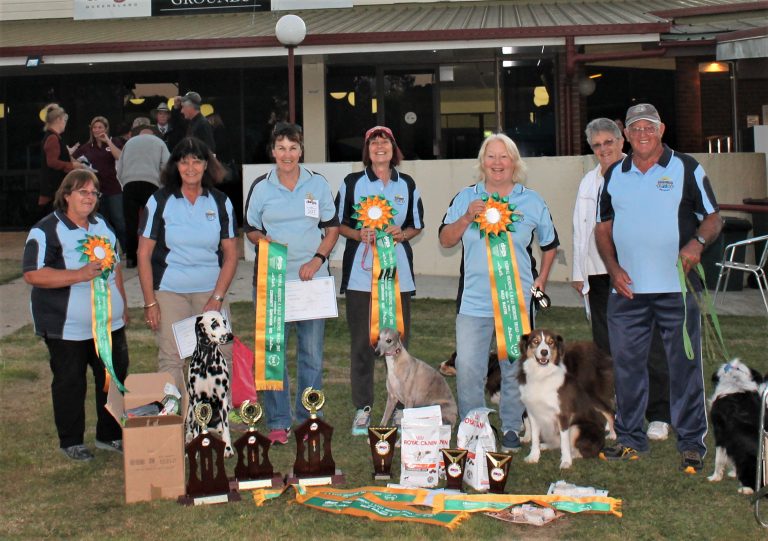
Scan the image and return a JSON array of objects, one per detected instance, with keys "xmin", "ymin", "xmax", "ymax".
[
  {"xmin": 457, "ymin": 407, "xmax": 497, "ymax": 491},
  {"xmin": 400, "ymin": 406, "xmax": 444, "ymax": 488}
]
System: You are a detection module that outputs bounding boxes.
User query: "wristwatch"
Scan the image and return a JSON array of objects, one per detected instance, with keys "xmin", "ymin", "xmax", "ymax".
[
  {"xmin": 695, "ymin": 235, "xmax": 706, "ymax": 246},
  {"xmin": 212, "ymin": 294, "xmax": 225, "ymax": 302}
]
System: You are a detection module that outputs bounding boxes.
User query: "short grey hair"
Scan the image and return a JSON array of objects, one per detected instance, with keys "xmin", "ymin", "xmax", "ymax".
[
  {"xmin": 584, "ymin": 118, "xmax": 622, "ymax": 145},
  {"xmin": 476, "ymin": 133, "xmax": 527, "ymax": 183}
]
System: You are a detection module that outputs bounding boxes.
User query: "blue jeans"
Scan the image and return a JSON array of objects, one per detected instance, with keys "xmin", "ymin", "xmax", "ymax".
[
  {"xmin": 455, "ymin": 313, "xmax": 524, "ymax": 436},
  {"xmin": 262, "ymin": 318, "xmax": 326, "ymax": 430},
  {"xmin": 99, "ymin": 193, "xmax": 126, "ymax": 252}
]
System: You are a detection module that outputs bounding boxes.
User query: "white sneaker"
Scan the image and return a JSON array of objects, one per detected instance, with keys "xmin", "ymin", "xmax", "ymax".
[{"xmin": 647, "ymin": 421, "xmax": 670, "ymax": 441}]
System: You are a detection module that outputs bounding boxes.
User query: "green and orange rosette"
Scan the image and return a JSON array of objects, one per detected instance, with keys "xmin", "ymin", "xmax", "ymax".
[
  {"xmin": 353, "ymin": 195, "xmax": 405, "ymax": 346},
  {"xmin": 77, "ymin": 234, "xmax": 125, "ymax": 391},
  {"xmin": 473, "ymin": 193, "xmax": 530, "ymax": 361}
]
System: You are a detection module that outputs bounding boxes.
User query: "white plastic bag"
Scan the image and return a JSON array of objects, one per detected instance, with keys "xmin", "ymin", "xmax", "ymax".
[{"xmin": 456, "ymin": 407, "xmax": 497, "ymax": 491}]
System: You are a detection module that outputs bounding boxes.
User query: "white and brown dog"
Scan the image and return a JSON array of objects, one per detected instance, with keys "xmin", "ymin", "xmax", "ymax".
[
  {"xmin": 708, "ymin": 359, "xmax": 764, "ymax": 494},
  {"xmin": 517, "ymin": 329, "xmax": 614, "ymax": 469},
  {"xmin": 186, "ymin": 311, "xmax": 234, "ymax": 457},
  {"xmin": 375, "ymin": 328, "xmax": 458, "ymax": 426}
]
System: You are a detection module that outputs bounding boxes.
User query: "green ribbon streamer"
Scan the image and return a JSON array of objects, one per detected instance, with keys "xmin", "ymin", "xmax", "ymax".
[
  {"xmin": 302, "ymin": 495, "xmax": 463, "ymax": 526},
  {"xmin": 374, "ymin": 230, "xmax": 399, "ymax": 331},
  {"xmin": 550, "ymin": 501, "xmax": 613, "ymax": 513},
  {"xmin": 93, "ymin": 275, "xmax": 125, "ymax": 392},
  {"xmin": 263, "ymin": 242, "xmax": 287, "ymax": 386},
  {"xmin": 488, "ymin": 233, "xmax": 527, "ymax": 360}
]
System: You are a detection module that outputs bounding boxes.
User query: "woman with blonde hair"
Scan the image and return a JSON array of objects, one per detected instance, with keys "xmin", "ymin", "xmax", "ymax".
[
  {"xmin": 439, "ymin": 132, "xmax": 559, "ymax": 452},
  {"xmin": 73, "ymin": 116, "xmax": 126, "ymax": 250},
  {"xmin": 39, "ymin": 104, "xmax": 84, "ymax": 216}
]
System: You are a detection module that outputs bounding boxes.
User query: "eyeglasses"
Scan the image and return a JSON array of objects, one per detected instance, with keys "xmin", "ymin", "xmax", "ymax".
[
  {"xmin": 178, "ymin": 158, "xmax": 206, "ymax": 167},
  {"xmin": 75, "ymin": 189, "xmax": 101, "ymax": 198},
  {"xmin": 627, "ymin": 125, "xmax": 658, "ymax": 135},
  {"xmin": 590, "ymin": 138, "xmax": 616, "ymax": 151}
]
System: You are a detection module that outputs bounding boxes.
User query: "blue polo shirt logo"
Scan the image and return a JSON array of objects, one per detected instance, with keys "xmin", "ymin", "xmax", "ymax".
[
  {"xmin": 206, "ymin": 209, "xmax": 216, "ymax": 221},
  {"xmin": 394, "ymin": 194, "xmax": 405, "ymax": 205},
  {"xmin": 656, "ymin": 177, "xmax": 674, "ymax": 191}
]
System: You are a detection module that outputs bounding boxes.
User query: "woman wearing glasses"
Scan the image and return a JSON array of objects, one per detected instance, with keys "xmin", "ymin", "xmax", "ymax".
[
  {"xmin": 23, "ymin": 169, "xmax": 130, "ymax": 461},
  {"xmin": 138, "ymin": 137, "xmax": 238, "ymax": 394}
]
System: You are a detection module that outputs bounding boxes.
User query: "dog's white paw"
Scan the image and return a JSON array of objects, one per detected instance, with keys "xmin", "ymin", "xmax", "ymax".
[
  {"xmin": 224, "ymin": 446, "xmax": 234, "ymax": 459},
  {"xmin": 520, "ymin": 432, "xmax": 531, "ymax": 444},
  {"xmin": 707, "ymin": 473, "xmax": 722, "ymax": 482},
  {"xmin": 727, "ymin": 469, "xmax": 737, "ymax": 478},
  {"xmin": 738, "ymin": 486, "xmax": 754, "ymax": 495},
  {"xmin": 606, "ymin": 431, "xmax": 617, "ymax": 440},
  {"xmin": 559, "ymin": 460, "xmax": 572, "ymax": 469},
  {"xmin": 524, "ymin": 453, "xmax": 540, "ymax": 464}
]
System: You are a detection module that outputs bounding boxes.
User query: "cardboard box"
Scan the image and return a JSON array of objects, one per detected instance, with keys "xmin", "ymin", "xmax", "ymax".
[{"xmin": 106, "ymin": 373, "xmax": 185, "ymax": 504}]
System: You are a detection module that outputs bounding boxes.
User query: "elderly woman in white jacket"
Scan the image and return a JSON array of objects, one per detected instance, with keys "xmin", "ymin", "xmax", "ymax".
[{"xmin": 572, "ymin": 117, "xmax": 672, "ymax": 441}]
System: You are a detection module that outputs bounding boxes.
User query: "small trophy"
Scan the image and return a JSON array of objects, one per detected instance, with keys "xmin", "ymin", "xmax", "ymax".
[
  {"xmin": 441, "ymin": 449, "xmax": 468, "ymax": 491},
  {"xmin": 232, "ymin": 401, "xmax": 284, "ymax": 491},
  {"xmin": 178, "ymin": 403, "xmax": 241, "ymax": 505},
  {"xmin": 285, "ymin": 388, "xmax": 345, "ymax": 486},
  {"xmin": 368, "ymin": 426, "xmax": 398, "ymax": 481},
  {"xmin": 486, "ymin": 451, "xmax": 513, "ymax": 494}
]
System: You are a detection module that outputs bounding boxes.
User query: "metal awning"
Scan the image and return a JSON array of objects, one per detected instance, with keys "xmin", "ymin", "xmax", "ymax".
[{"xmin": 0, "ymin": 0, "xmax": 762, "ymax": 68}]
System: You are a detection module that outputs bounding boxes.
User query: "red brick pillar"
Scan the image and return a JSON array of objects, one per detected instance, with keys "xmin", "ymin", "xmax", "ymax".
[
  {"xmin": 556, "ymin": 53, "xmax": 583, "ymax": 156},
  {"xmin": 675, "ymin": 58, "xmax": 703, "ymax": 152}
]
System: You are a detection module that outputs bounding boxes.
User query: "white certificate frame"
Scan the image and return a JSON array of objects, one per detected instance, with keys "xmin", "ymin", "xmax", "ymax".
[{"xmin": 284, "ymin": 276, "xmax": 338, "ymax": 323}]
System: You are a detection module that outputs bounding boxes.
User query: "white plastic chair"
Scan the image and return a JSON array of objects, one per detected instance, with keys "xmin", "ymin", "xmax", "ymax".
[{"xmin": 713, "ymin": 234, "xmax": 768, "ymax": 314}]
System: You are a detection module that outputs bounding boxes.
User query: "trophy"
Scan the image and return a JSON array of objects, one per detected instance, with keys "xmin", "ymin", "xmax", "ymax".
[
  {"xmin": 178, "ymin": 403, "xmax": 241, "ymax": 505},
  {"xmin": 231, "ymin": 400, "xmax": 284, "ymax": 491},
  {"xmin": 285, "ymin": 388, "xmax": 345, "ymax": 486},
  {"xmin": 368, "ymin": 426, "xmax": 398, "ymax": 481},
  {"xmin": 485, "ymin": 451, "xmax": 513, "ymax": 494},
  {"xmin": 441, "ymin": 449, "xmax": 468, "ymax": 490}
]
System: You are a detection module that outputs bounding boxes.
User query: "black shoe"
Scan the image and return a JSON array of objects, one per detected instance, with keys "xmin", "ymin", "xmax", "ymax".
[
  {"xmin": 60, "ymin": 444, "xmax": 94, "ymax": 461},
  {"xmin": 599, "ymin": 443, "xmax": 646, "ymax": 462},
  {"xmin": 125, "ymin": 258, "xmax": 137, "ymax": 269},
  {"xmin": 680, "ymin": 450, "xmax": 704, "ymax": 473}
]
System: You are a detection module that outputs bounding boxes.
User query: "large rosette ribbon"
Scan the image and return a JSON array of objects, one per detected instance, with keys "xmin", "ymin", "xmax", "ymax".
[
  {"xmin": 254, "ymin": 239, "xmax": 288, "ymax": 391},
  {"xmin": 473, "ymin": 192, "xmax": 530, "ymax": 361},
  {"xmin": 352, "ymin": 195, "xmax": 405, "ymax": 346},
  {"xmin": 77, "ymin": 234, "xmax": 124, "ymax": 392}
]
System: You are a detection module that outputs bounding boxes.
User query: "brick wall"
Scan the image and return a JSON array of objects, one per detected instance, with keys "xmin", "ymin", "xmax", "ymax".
[{"xmin": 675, "ymin": 58, "xmax": 704, "ymax": 153}]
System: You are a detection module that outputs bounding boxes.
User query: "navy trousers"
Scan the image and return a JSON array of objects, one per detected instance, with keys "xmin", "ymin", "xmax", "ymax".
[{"xmin": 607, "ymin": 292, "xmax": 707, "ymax": 455}]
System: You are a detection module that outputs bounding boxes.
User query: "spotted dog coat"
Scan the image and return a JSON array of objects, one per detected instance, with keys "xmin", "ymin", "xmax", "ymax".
[{"xmin": 186, "ymin": 311, "xmax": 234, "ymax": 457}]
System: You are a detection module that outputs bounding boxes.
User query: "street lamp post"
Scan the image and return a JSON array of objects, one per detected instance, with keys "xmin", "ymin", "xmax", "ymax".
[{"xmin": 275, "ymin": 14, "xmax": 306, "ymax": 124}]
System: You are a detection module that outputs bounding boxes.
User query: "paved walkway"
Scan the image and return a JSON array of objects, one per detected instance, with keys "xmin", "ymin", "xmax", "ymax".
[{"xmin": 2, "ymin": 259, "xmax": 766, "ymax": 339}]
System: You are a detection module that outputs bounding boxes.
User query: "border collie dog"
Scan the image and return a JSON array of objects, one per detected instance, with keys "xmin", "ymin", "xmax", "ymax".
[
  {"xmin": 708, "ymin": 359, "xmax": 764, "ymax": 495},
  {"xmin": 517, "ymin": 329, "xmax": 614, "ymax": 469}
]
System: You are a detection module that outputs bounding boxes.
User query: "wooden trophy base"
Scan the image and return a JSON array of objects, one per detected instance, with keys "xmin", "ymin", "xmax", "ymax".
[
  {"xmin": 285, "ymin": 468, "xmax": 345, "ymax": 487},
  {"xmin": 177, "ymin": 489, "xmax": 241, "ymax": 506},
  {"xmin": 230, "ymin": 474, "xmax": 284, "ymax": 491}
]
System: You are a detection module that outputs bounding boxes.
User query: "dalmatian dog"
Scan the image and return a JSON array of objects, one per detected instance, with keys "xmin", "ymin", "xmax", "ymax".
[{"xmin": 186, "ymin": 310, "xmax": 234, "ymax": 457}]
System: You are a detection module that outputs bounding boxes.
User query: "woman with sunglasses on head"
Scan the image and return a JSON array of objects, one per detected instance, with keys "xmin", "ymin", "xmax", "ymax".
[
  {"xmin": 335, "ymin": 126, "xmax": 423, "ymax": 436},
  {"xmin": 137, "ymin": 137, "xmax": 238, "ymax": 394},
  {"xmin": 39, "ymin": 104, "xmax": 85, "ymax": 218},
  {"xmin": 244, "ymin": 122, "xmax": 339, "ymax": 445},
  {"xmin": 72, "ymin": 116, "xmax": 126, "ymax": 251},
  {"xmin": 23, "ymin": 169, "xmax": 130, "ymax": 461}
]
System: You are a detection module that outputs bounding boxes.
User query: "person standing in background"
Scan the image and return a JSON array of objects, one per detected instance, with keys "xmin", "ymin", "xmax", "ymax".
[
  {"xmin": 39, "ymin": 104, "xmax": 84, "ymax": 218},
  {"xmin": 572, "ymin": 118, "xmax": 671, "ymax": 441}
]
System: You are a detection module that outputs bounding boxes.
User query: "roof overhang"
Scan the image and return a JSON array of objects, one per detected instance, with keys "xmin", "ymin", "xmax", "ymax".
[{"xmin": 716, "ymin": 26, "xmax": 768, "ymax": 60}]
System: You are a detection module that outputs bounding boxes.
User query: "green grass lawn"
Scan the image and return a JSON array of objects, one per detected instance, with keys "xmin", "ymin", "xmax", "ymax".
[
  {"xmin": 1, "ymin": 300, "xmax": 767, "ymax": 539},
  {"xmin": 0, "ymin": 258, "xmax": 22, "ymax": 285}
]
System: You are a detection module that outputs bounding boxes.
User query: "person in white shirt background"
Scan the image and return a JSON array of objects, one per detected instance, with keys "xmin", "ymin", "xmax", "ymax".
[{"xmin": 572, "ymin": 117, "xmax": 671, "ymax": 441}]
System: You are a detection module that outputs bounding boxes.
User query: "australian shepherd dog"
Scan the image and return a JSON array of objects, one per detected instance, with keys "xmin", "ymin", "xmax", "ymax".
[
  {"xmin": 708, "ymin": 359, "xmax": 764, "ymax": 495},
  {"xmin": 517, "ymin": 329, "xmax": 615, "ymax": 469}
]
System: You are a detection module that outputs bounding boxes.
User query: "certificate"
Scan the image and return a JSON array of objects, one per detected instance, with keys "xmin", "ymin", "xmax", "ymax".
[
  {"xmin": 172, "ymin": 309, "xmax": 230, "ymax": 359},
  {"xmin": 285, "ymin": 276, "xmax": 338, "ymax": 322}
]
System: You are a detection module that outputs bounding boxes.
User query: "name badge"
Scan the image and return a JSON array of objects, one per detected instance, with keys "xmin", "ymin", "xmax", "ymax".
[{"xmin": 304, "ymin": 198, "xmax": 319, "ymax": 219}]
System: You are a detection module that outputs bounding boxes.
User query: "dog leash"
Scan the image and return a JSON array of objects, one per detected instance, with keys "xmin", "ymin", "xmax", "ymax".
[{"xmin": 676, "ymin": 258, "xmax": 729, "ymax": 362}]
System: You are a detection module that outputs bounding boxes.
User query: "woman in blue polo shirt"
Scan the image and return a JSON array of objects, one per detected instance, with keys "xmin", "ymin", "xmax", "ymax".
[
  {"xmin": 23, "ymin": 169, "xmax": 130, "ymax": 461},
  {"xmin": 439, "ymin": 133, "xmax": 559, "ymax": 453},
  {"xmin": 138, "ymin": 137, "xmax": 238, "ymax": 395},
  {"xmin": 244, "ymin": 123, "xmax": 340, "ymax": 445},
  {"xmin": 335, "ymin": 126, "xmax": 424, "ymax": 436}
]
